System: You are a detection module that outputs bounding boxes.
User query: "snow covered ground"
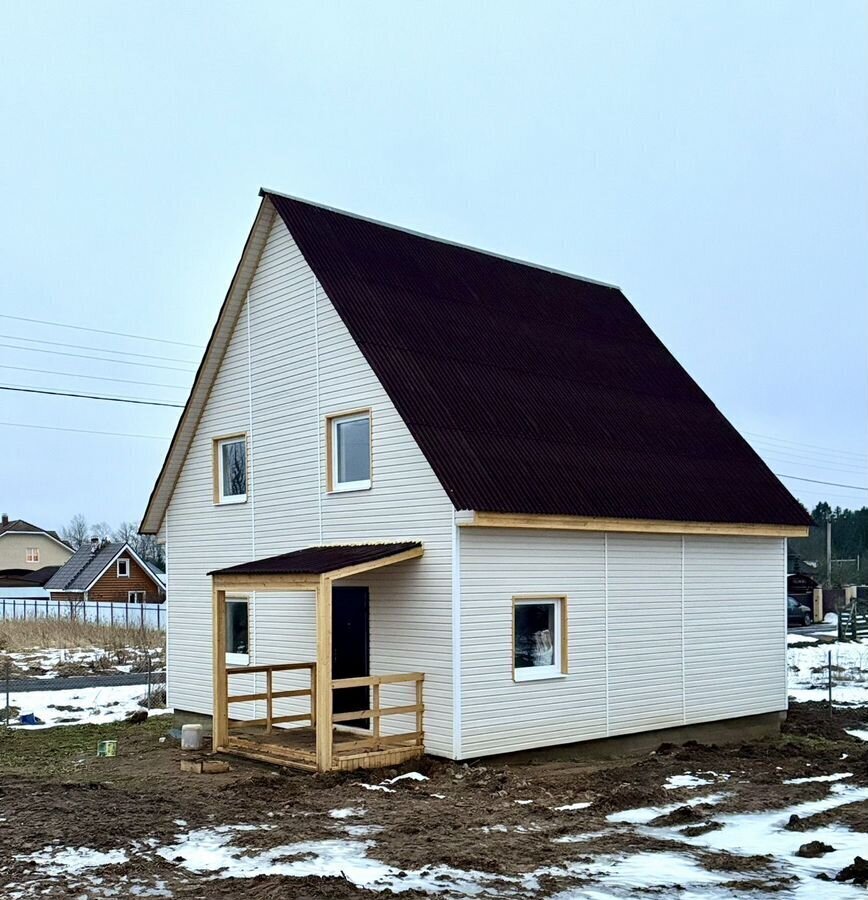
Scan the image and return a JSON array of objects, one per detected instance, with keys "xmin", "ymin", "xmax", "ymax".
[
  {"xmin": 787, "ymin": 637, "xmax": 868, "ymax": 705},
  {"xmin": 5, "ymin": 684, "xmax": 171, "ymax": 728},
  {"xmin": 7, "ymin": 774, "xmax": 868, "ymax": 898},
  {"xmin": 4, "ymin": 645, "xmax": 163, "ymax": 679}
]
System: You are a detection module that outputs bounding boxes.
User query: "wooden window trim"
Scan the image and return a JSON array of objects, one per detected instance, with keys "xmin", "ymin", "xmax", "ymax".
[
  {"xmin": 325, "ymin": 408, "xmax": 372, "ymax": 494},
  {"xmin": 116, "ymin": 558, "xmax": 130, "ymax": 578},
  {"xmin": 511, "ymin": 594, "xmax": 568, "ymax": 682},
  {"xmin": 212, "ymin": 432, "xmax": 248, "ymax": 506}
]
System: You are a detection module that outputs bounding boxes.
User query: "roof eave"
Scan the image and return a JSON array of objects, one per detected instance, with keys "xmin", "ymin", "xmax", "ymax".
[{"xmin": 140, "ymin": 196, "xmax": 278, "ymax": 534}]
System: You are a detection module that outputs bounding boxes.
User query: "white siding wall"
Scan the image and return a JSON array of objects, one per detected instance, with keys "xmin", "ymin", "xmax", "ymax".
[
  {"xmin": 164, "ymin": 212, "xmax": 455, "ymax": 756},
  {"xmin": 459, "ymin": 527, "xmax": 785, "ymax": 758}
]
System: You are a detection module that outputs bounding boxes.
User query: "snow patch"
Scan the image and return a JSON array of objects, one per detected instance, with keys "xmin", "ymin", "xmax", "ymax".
[
  {"xmin": 607, "ymin": 793, "xmax": 728, "ymax": 824},
  {"xmin": 15, "ymin": 845, "xmax": 128, "ymax": 875},
  {"xmin": 8, "ymin": 684, "xmax": 172, "ymax": 729},
  {"xmin": 783, "ymin": 772, "xmax": 852, "ymax": 785}
]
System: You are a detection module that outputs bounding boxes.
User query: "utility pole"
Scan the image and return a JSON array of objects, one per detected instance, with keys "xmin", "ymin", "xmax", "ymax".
[{"xmin": 826, "ymin": 520, "xmax": 832, "ymax": 587}]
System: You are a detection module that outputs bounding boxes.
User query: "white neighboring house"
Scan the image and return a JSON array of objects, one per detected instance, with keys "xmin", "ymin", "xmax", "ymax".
[{"xmin": 140, "ymin": 189, "xmax": 810, "ymax": 773}]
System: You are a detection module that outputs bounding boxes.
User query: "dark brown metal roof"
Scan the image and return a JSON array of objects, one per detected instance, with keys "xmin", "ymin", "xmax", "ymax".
[
  {"xmin": 209, "ymin": 542, "xmax": 422, "ymax": 577},
  {"xmin": 265, "ymin": 192, "xmax": 811, "ymax": 528}
]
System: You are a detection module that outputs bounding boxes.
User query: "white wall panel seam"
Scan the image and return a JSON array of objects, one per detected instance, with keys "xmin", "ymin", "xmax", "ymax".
[
  {"xmin": 314, "ymin": 277, "xmax": 323, "ymax": 544},
  {"xmin": 604, "ymin": 532, "xmax": 609, "ymax": 737},
  {"xmin": 452, "ymin": 511, "xmax": 462, "ymax": 759},
  {"xmin": 681, "ymin": 534, "xmax": 686, "ymax": 725}
]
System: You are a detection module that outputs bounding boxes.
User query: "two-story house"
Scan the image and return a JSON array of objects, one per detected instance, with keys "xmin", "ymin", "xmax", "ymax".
[
  {"xmin": 0, "ymin": 515, "xmax": 73, "ymax": 571},
  {"xmin": 141, "ymin": 189, "xmax": 811, "ymax": 773}
]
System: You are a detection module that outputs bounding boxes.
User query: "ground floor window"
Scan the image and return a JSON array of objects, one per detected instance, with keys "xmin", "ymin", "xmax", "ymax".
[
  {"xmin": 128, "ymin": 591, "xmax": 146, "ymax": 603},
  {"xmin": 226, "ymin": 597, "xmax": 250, "ymax": 665},
  {"xmin": 513, "ymin": 596, "xmax": 567, "ymax": 681}
]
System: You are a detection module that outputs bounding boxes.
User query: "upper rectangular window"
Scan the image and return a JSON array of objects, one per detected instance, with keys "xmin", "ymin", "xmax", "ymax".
[
  {"xmin": 513, "ymin": 596, "xmax": 567, "ymax": 681},
  {"xmin": 215, "ymin": 435, "xmax": 247, "ymax": 504},
  {"xmin": 117, "ymin": 558, "xmax": 130, "ymax": 577},
  {"xmin": 25, "ymin": 547, "xmax": 39, "ymax": 563},
  {"xmin": 328, "ymin": 411, "xmax": 371, "ymax": 492},
  {"xmin": 226, "ymin": 597, "xmax": 250, "ymax": 665}
]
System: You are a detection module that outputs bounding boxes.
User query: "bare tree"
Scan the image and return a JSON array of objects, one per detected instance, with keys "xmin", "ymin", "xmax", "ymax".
[{"xmin": 60, "ymin": 513, "xmax": 89, "ymax": 550}]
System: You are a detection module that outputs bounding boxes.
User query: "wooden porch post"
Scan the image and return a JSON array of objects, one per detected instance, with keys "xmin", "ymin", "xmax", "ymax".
[
  {"xmin": 315, "ymin": 576, "xmax": 333, "ymax": 772},
  {"xmin": 211, "ymin": 585, "xmax": 228, "ymax": 750}
]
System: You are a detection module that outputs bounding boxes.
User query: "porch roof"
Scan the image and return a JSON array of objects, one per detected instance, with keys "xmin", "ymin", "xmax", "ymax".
[{"xmin": 208, "ymin": 542, "xmax": 422, "ymax": 580}]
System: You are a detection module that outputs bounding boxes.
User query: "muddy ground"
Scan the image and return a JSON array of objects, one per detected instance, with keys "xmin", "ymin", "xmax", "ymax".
[{"xmin": 1, "ymin": 702, "xmax": 867, "ymax": 898}]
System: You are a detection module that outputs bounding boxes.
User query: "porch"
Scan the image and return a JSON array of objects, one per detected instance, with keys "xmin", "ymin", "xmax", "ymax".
[{"xmin": 209, "ymin": 542, "xmax": 425, "ymax": 772}]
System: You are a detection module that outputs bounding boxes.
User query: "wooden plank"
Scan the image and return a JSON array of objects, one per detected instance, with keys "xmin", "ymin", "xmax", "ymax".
[
  {"xmin": 309, "ymin": 663, "xmax": 317, "ymax": 727},
  {"xmin": 337, "ymin": 731, "xmax": 423, "ymax": 753},
  {"xmin": 415, "ymin": 676, "xmax": 424, "ymax": 742},
  {"xmin": 213, "ymin": 575, "xmax": 319, "ymax": 591},
  {"xmin": 331, "ymin": 672, "xmax": 423, "ymax": 689},
  {"xmin": 226, "ymin": 662, "xmax": 315, "ymax": 676},
  {"xmin": 326, "ymin": 544, "xmax": 424, "ymax": 581},
  {"xmin": 212, "ymin": 587, "xmax": 228, "ymax": 749},
  {"xmin": 228, "ymin": 712, "xmax": 311, "ymax": 730},
  {"xmin": 227, "ymin": 688, "xmax": 311, "ymax": 704},
  {"xmin": 315, "ymin": 577, "xmax": 333, "ymax": 772},
  {"xmin": 331, "ymin": 703, "xmax": 421, "ymax": 724},
  {"xmin": 372, "ymin": 683, "xmax": 380, "ymax": 743},
  {"xmin": 224, "ymin": 745, "xmax": 317, "ymax": 772},
  {"xmin": 461, "ymin": 510, "xmax": 809, "ymax": 539}
]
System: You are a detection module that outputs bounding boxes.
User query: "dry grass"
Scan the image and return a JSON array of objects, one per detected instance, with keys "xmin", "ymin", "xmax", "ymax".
[{"xmin": 0, "ymin": 617, "xmax": 164, "ymax": 653}]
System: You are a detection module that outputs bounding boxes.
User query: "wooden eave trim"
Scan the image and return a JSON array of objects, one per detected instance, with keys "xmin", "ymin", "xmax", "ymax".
[
  {"xmin": 139, "ymin": 198, "xmax": 277, "ymax": 534},
  {"xmin": 326, "ymin": 545, "xmax": 424, "ymax": 581},
  {"xmin": 459, "ymin": 511, "xmax": 809, "ymax": 539}
]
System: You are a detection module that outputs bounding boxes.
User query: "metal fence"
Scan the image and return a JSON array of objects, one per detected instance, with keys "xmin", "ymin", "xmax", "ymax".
[{"xmin": 0, "ymin": 596, "xmax": 165, "ymax": 631}]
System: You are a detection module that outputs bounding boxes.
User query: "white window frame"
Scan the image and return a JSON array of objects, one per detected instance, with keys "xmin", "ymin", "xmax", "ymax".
[
  {"xmin": 128, "ymin": 590, "xmax": 146, "ymax": 603},
  {"xmin": 214, "ymin": 434, "xmax": 248, "ymax": 505},
  {"xmin": 225, "ymin": 595, "xmax": 250, "ymax": 666},
  {"xmin": 25, "ymin": 547, "xmax": 39, "ymax": 563},
  {"xmin": 116, "ymin": 558, "xmax": 130, "ymax": 578},
  {"xmin": 512, "ymin": 595, "xmax": 568, "ymax": 682},
  {"xmin": 327, "ymin": 410, "xmax": 372, "ymax": 493}
]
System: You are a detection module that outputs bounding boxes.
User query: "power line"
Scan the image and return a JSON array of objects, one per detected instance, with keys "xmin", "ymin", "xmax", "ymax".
[
  {"xmin": 0, "ymin": 313, "xmax": 203, "ymax": 349},
  {"xmin": 0, "ymin": 364, "xmax": 188, "ymax": 391},
  {"xmin": 745, "ymin": 430, "xmax": 865, "ymax": 461},
  {"xmin": 0, "ymin": 385, "xmax": 185, "ymax": 408},
  {"xmin": 757, "ymin": 450, "xmax": 868, "ymax": 475},
  {"xmin": 776, "ymin": 473, "xmax": 868, "ymax": 491},
  {"xmin": 1, "ymin": 333, "xmax": 199, "ymax": 365},
  {"xmin": 0, "ymin": 421, "xmax": 170, "ymax": 440},
  {"xmin": 0, "ymin": 342, "xmax": 196, "ymax": 373},
  {"xmin": 750, "ymin": 440, "xmax": 868, "ymax": 470}
]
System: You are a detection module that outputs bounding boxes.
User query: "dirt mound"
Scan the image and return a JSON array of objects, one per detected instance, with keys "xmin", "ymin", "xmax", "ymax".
[
  {"xmin": 650, "ymin": 804, "xmax": 716, "ymax": 826},
  {"xmin": 796, "ymin": 841, "xmax": 835, "ymax": 858},
  {"xmin": 832, "ymin": 856, "xmax": 868, "ymax": 886},
  {"xmin": 589, "ymin": 781, "xmax": 668, "ymax": 814}
]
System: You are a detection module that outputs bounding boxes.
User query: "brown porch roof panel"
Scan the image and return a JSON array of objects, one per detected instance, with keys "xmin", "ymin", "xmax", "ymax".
[{"xmin": 208, "ymin": 542, "xmax": 422, "ymax": 577}]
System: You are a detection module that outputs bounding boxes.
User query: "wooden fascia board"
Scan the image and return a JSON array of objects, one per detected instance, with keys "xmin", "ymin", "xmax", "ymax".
[
  {"xmin": 459, "ymin": 511, "xmax": 809, "ymax": 539},
  {"xmin": 211, "ymin": 574, "xmax": 319, "ymax": 592},
  {"xmin": 139, "ymin": 198, "xmax": 277, "ymax": 535},
  {"xmin": 327, "ymin": 545, "xmax": 424, "ymax": 581}
]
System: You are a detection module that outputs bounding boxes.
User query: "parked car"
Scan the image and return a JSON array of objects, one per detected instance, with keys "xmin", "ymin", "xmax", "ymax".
[{"xmin": 787, "ymin": 595, "xmax": 813, "ymax": 627}]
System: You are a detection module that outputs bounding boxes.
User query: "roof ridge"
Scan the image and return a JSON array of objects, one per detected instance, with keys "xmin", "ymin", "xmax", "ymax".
[{"xmin": 260, "ymin": 188, "xmax": 622, "ymax": 292}]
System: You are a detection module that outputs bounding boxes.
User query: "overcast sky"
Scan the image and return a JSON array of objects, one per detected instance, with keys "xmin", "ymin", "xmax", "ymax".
[{"xmin": 1, "ymin": 1, "xmax": 865, "ymax": 534}]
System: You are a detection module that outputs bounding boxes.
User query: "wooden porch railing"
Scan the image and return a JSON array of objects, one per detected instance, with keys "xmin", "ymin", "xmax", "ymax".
[
  {"xmin": 225, "ymin": 661, "xmax": 316, "ymax": 734},
  {"xmin": 331, "ymin": 671, "xmax": 424, "ymax": 753}
]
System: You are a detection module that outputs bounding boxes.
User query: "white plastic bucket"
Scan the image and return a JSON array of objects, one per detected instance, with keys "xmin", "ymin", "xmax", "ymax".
[{"xmin": 181, "ymin": 723, "xmax": 203, "ymax": 751}]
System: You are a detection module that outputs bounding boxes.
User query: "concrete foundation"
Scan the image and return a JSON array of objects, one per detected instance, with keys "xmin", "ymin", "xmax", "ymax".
[{"xmin": 475, "ymin": 710, "xmax": 786, "ymax": 766}]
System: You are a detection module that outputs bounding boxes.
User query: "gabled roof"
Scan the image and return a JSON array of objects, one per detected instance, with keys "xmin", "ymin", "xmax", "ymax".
[
  {"xmin": 45, "ymin": 542, "xmax": 165, "ymax": 592},
  {"xmin": 0, "ymin": 518, "xmax": 72, "ymax": 549},
  {"xmin": 142, "ymin": 190, "xmax": 811, "ymax": 532}
]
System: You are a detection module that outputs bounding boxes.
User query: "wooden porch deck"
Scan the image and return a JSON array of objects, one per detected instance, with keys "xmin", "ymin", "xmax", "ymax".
[
  {"xmin": 217, "ymin": 662, "xmax": 425, "ymax": 772},
  {"xmin": 226, "ymin": 724, "xmax": 424, "ymax": 772}
]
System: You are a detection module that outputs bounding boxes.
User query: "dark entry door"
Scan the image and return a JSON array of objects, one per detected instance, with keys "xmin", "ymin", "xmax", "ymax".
[{"xmin": 332, "ymin": 586, "xmax": 370, "ymax": 729}]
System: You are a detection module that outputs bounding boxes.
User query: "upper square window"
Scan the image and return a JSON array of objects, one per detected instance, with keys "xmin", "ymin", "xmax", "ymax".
[
  {"xmin": 215, "ymin": 435, "xmax": 247, "ymax": 504},
  {"xmin": 328, "ymin": 411, "xmax": 371, "ymax": 492},
  {"xmin": 513, "ymin": 596, "xmax": 567, "ymax": 681},
  {"xmin": 26, "ymin": 547, "xmax": 39, "ymax": 563},
  {"xmin": 117, "ymin": 558, "xmax": 130, "ymax": 578}
]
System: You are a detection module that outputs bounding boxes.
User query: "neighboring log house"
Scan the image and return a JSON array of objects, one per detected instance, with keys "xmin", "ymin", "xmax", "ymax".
[{"xmin": 45, "ymin": 538, "xmax": 165, "ymax": 604}]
